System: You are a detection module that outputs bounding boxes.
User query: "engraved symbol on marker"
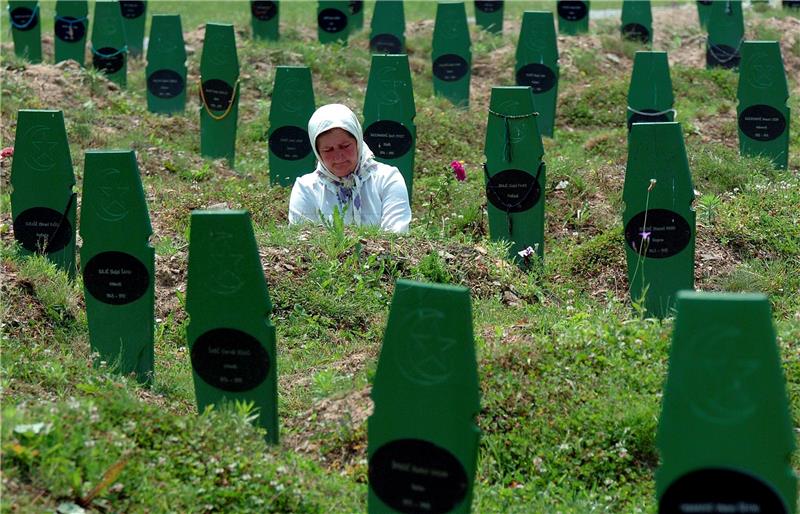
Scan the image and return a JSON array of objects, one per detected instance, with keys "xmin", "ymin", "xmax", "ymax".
[
  {"xmin": 208, "ymin": 231, "xmax": 244, "ymax": 295},
  {"xmin": 749, "ymin": 62, "xmax": 775, "ymax": 89},
  {"xmin": 280, "ymin": 77, "xmax": 303, "ymax": 113},
  {"xmin": 397, "ymin": 309, "xmax": 457, "ymax": 385},
  {"xmin": 96, "ymin": 168, "xmax": 130, "ymax": 222},
  {"xmin": 685, "ymin": 327, "xmax": 760, "ymax": 424},
  {"xmin": 379, "ymin": 66, "xmax": 402, "ymax": 105},
  {"xmin": 24, "ymin": 126, "xmax": 57, "ymax": 171},
  {"xmin": 524, "ymin": 23, "xmax": 547, "ymax": 51}
]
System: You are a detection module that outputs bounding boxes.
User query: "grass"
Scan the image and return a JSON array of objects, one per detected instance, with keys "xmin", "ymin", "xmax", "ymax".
[{"xmin": 2, "ymin": 1, "xmax": 799, "ymax": 512}]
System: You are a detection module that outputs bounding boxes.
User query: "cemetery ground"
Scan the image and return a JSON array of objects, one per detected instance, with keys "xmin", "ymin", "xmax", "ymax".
[{"xmin": 1, "ymin": 1, "xmax": 799, "ymax": 512}]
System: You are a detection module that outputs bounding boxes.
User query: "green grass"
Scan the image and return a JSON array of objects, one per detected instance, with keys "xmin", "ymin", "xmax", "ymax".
[{"xmin": 2, "ymin": 1, "xmax": 799, "ymax": 512}]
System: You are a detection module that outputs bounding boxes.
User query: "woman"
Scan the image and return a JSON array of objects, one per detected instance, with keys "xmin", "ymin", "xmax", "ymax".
[{"xmin": 288, "ymin": 104, "xmax": 411, "ymax": 233}]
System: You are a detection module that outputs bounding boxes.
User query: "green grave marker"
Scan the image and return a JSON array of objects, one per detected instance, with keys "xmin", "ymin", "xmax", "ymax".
[
  {"xmin": 706, "ymin": 0, "xmax": 744, "ymax": 69},
  {"xmin": 656, "ymin": 291, "xmax": 797, "ymax": 514},
  {"xmin": 621, "ymin": 0, "xmax": 652, "ymax": 44},
  {"xmin": 623, "ymin": 122, "xmax": 694, "ymax": 318},
  {"xmin": 484, "ymin": 87, "xmax": 545, "ymax": 264},
  {"xmin": 119, "ymin": 0, "xmax": 146, "ymax": 58},
  {"xmin": 627, "ymin": 51, "xmax": 675, "ymax": 132},
  {"xmin": 368, "ymin": 279, "xmax": 479, "ymax": 514},
  {"xmin": 54, "ymin": 0, "xmax": 88, "ymax": 66},
  {"xmin": 432, "ymin": 1, "xmax": 471, "ymax": 108},
  {"xmin": 737, "ymin": 41, "xmax": 790, "ymax": 169},
  {"xmin": 250, "ymin": 1, "xmax": 279, "ymax": 41},
  {"xmin": 199, "ymin": 23, "xmax": 240, "ymax": 167},
  {"xmin": 80, "ymin": 150, "xmax": 154, "ymax": 384},
  {"xmin": 91, "ymin": 0, "xmax": 128, "ymax": 87},
  {"xmin": 370, "ymin": 0, "xmax": 405, "ymax": 54},
  {"xmin": 696, "ymin": 0, "xmax": 712, "ymax": 29},
  {"xmin": 363, "ymin": 54, "xmax": 416, "ymax": 201},
  {"xmin": 515, "ymin": 11, "xmax": 559, "ymax": 138},
  {"xmin": 146, "ymin": 14, "xmax": 187, "ymax": 115},
  {"xmin": 317, "ymin": 1, "xmax": 350, "ymax": 44},
  {"xmin": 474, "ymin": 1, "xmax": 503, "ymax": 34},
  {"xmin": 10, "ymin": 110, "xmax": 76, "ymax": 278},
  {"xmin": 349, "ymin": 0, "xmax": 364, "ymax": 31},
  {"xmin": 8, "ymin": 0, "xmax": 42, "ymax": 63},
  {"xmin": 186, "ymin": 210, "xmax": 279, "ymax": 444},
  {"xmin": 557, "ymin": 0, "xmax": 590, "ymax": 35},
  {"xmin": 268, "ymin": 66, "xmax": 316, "ymax": 187}
]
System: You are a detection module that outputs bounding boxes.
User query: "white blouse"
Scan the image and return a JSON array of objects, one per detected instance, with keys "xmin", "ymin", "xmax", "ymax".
[{"xmin": 288, "ymin": 163, "xmax": 411, "ymax": 233}]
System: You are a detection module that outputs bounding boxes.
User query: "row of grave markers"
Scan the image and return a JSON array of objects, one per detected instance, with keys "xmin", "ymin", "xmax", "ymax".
[
  {"xmin": 6, "ymin": 112, "xmax": 797, "ymax": 508},
  {"xmin": 9, "ymin": 26, "xmax": 789, "ymax": 320}
]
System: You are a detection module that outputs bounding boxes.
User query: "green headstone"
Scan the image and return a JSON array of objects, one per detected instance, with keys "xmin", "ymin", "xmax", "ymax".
[
  {"xmin": 349, "ymin": 0, "xmax": 364, "ymax": 31},
  {"xmin": 696, "ymin": 0, "xmax": 712, "ymax": 29},
  {"xmin": 368, "ymin": 279, "xmax": 480, "ymax": 514},
  {"xmin": 432, "ymin": 2, "xmax": 471, "ymax": 108},
  {"xmin": 199, "ymin": 23, "xmax": 240, "ymax": 167},
  {"xmin": 557, "ymin": 0, "xmax": 590, "ymax": 35},
  {"xmin": 10, "ymin": 110, "xmax": 76, "ymax": 278},
  {"xmin": 623, "ymin": 122, "xmax": 695, "ymax": 318},
  {"xmin": 737, "ymin": 41, "xmax": 790, "ymax": 169},
  {"xmin": 474, "ymin": 1, "xmax": 503, "ymax": 34},
  {"xmin": 318, "ymin": 1, "xmax": 350, "ymax": 44},
  {"xmin": 80, "ymin": 150, "xmax": 154, "ymax": 385},
  {"xmin": 186, "ymin": 210, "xmax": 279, "ymax": 444},
  {"xmin": 91, "ymin": 0, "xmax": 128, "ymax": 87},
  {"xmin": 515, "ymin": 11, "xmax": 559, "ymax": 138},
  {"xmin": 656, "ymin": 292, "xmax": 797, "ymax": 514},
  {"xmin": 370, "ymin": 0, "xmax": 405, "ymax": 54},
  {"xmin": 627, "ymin": 51, "xmax": 675, "ymax": 132},
  {"xmin": 146, "ymin": 14, "xmax": 187, "ymax": 115},
  {"xmin": 119, "ymin": 0, "xmax": 146, "ymax": 58},
  {"xmin": 706, "ymin": 0, "xmax": 744, "ymax": 69},
  {"xmin": 484, "ymin": 87, "xmax": 545, "ymax": 264},
  {"xmin": 621, "ymin": 0, "xmax": 652, "ymax": 44},
  {"xmin": 8, "ymin": 1, "xmax": 42, "ymax": 63},
  {"xmin": 250, "ymin": 1, "xmax": 279, "ymax": 41},
  {"xmin": 54, "ymin": 0, "xmax": 88, "ymax": 66},
  {"xmin": 267, "ymin": 66, "xmax": 316, "ymax": 187},
  {"xmin": 363, "ymin": 54, "xmax": 416, "ymax": 201}
]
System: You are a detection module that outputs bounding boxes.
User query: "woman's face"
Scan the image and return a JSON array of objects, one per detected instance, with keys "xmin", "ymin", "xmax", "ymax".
[{"xmin": 316, "ymin": 128, "xmax": 358, "ymax": 178}]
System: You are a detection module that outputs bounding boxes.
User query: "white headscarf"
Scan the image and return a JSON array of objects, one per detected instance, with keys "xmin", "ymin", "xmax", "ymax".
[{"xmin": 308, "ymin": 104, "xmax": 378, "ymax": 225}]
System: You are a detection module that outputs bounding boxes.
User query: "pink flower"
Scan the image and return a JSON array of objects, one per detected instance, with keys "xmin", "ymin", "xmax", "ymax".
[
  {"xmin": 450, "ymin": 160, "xmax": 466, "ymax": 182},
  {"xmin": 0, "ymin": 147, "xmax": 13, "ymax": 159}
]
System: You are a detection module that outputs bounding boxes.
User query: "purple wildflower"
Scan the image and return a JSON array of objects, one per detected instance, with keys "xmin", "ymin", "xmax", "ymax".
[{"xmin": 450, "ymin": 160, "xmax": 466, "ymax": 182}]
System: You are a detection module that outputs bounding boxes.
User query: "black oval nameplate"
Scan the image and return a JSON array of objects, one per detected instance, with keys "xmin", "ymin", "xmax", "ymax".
[
  {"xmin": 10, "ymin": 7, "xmax": 38, "ymax": 32},
  {"xmin": 119, "ymin": 0, "xmax": 145, "ymax": 19},
  {"xmin": 13, "ymin": 207, "xmax": 73, "ymax": 254},
  {"xmin": 627, "ymin": 109, "xmax": 670, "ymax": 131},
  {"xmin": 558, "ymin": 1, "xmax": 588, "ymax": 21},
  {"xmin": 369, "ymin": 439, "xmax": 469, "ymax": 514},
  {"xmin": 486, "ymin": 169, "xmax": 542, "ymax": 213},
  {"xmin": 706, "ymin": 43, "xmax": 740, "ymax": 69},
  {"xmin": 269, "ymin": 125, "xmax": 312, "ymax": 161},
  {"xmin": 625, "ymin": 208, "xmax": 691, "ymax": 259},
  {"xmin": 622, "ymin": 23, "xmax": 650, "ymax": 43},
  {"xmin": 370, "ymin": 33, "xmax": 403, "ymax": 54},
  {"xmin": 201, "ymin": 79, "xmax": 234, "ymax": 111},
  {"xmin": 318, "ymin": 8, "xmax": 348, "ymax": 33},
  {"xmin": 515, "ymin": 63, "xmax": 556, "ymax": 93},
  {"xmin": 191, "ymin": 328, "xmax": 270, "ymax": 392},
  {"xmin": 364, "ymin": 120, "xmax": 413, "ymax": 159},
  {"xmin": 659, "ymin": 468, "xmax": 787, "ymax": 514},
  {"xmin": 738, "ymin": 105, "xmax": 786, "ymax": 142},
  {"xmin": 251, "ymin": 0, "xmax": 278, "ymax": 21},
  {"xmin": 55, "ymin": 16, "xmax": 86, "ymax": 42},
  {"xmin": 349, "ymin": 1, "xmax": 363, "ymax": 15},
  {"xmin": 147, "ymin": 69, "xmax": 184, "ymax": 99},
  {"xmin": 83, "ymin": 251, "xmax": 149, "ymax": 305},
  {"xmin": 698, "ymin": 0, "xmax": 713, "ymax": 5},
  {"xmin": 93, "ymin": 47, "xmax": 124, "ymax": 74},
  {"xmin": 433, "ymin": 54, "xmax": 469, "ymax": 82},
  {"xmin": 475, "ymin": 1, "xmax": 503, "ymax": 13}
]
